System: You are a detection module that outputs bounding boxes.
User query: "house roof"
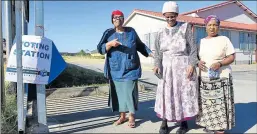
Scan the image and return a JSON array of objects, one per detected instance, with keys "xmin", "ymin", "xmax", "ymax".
[
  {"xmin": 124, "ymin": 9, "xmax": 257, "ymax": 32},
  {"xmin": 181, "ymin": 1, "xmax": 257, "ymax": 19}
]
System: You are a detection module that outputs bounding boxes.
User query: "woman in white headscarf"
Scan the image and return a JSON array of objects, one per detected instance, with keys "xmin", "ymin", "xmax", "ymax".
[{"xmin": 153, "ymin": 1, "xmax": 199, "ymax": 134}]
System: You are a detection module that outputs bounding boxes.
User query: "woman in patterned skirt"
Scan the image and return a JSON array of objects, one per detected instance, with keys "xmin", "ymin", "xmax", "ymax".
[
  {"xmin": 153, "ymin": 1, "xmax": 199, "ymax": 134},
  {"xmin": 196, "ymin": 15, "xmax": 236, "ymax": 134}
]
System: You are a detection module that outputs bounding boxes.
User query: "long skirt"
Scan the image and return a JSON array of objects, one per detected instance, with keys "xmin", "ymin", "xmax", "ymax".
[
  {"xmin": 154, "ymin": 56, "xmax": 199, "ymax": 122},
  {"xmin": 112, "ymin": 80, "xmax": 138, "ymax": 114},
  {"xmin": 196, "ymin": 75, "xmax": 235, "ymax": 130}
]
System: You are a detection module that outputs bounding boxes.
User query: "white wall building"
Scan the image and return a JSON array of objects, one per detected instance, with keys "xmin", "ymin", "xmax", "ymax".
[{"xmin": 124, "ymin": 1, "xmax": 257, "ymax": 65}]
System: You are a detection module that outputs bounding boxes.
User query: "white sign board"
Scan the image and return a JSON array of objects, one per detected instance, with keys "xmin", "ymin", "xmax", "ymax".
[{"xmin": 5, "ymin": 35, "xmax": 53, "ymax": 84}]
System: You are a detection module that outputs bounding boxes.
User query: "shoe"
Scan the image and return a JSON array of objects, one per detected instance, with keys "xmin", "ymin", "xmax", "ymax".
[
  {"xmin": 176, "ymin": 127, "xmax": 188, "ymax": 134},
  {"xmin": 176, "ymin": 121, "xmax": 188, "ymax": 134},
  {"xmin": 128, "ymin": 116, "xmax": 136, "ymax": 128},
  {"xmin": 203, "ymin": 128, "xmax": 214, "ymax": 134},
  {"xmin": 113, "ymin": 117, "xmax": 128, "ymax": 126},
  {"xmin": 159, "ymin": 125, "xmax": 168, "ymax": 134},
  {"xmin": 214, "ymin": 130, "xmax": 225, "ymax": 134}
]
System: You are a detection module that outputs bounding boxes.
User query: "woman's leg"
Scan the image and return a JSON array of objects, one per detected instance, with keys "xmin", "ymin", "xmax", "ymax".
[
  {"xmin": 128, "ymin": 113, "xmax": 135, "ymax": 128},
  {"xmin": 159, "ymin": 119, "xmax": 168, "ymax": 134},
  {"xmin": 176, "ymin": 121, "xmax": 188, "ymax": 134},
  {"xmin": 125, "ymin": 80, "xmax": 138, "ymax": 128},
  {"xmin": 114, "ymin": 112, "xmax": 127, "ymax": 125}
]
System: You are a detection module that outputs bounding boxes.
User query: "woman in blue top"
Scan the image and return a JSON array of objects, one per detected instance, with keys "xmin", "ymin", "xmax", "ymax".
[{"xmin": 97, "ymin": 10, "xmax": 152, "ymax": 128}]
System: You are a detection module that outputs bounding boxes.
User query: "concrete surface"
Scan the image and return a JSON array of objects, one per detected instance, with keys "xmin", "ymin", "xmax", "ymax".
[{"xmin": 44, "ymin": 60, "xmax": 256, "ymax": 133}]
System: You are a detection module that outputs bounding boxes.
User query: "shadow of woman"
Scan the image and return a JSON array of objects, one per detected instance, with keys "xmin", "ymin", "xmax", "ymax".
[{"xmin": 227, "ymin": 102, "xmax": 257, "ymax": 133}]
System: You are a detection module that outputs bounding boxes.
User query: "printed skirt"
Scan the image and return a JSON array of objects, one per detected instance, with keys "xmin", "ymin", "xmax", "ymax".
[{"xmin": 196, "ymin": 75, "xmax": 235, "ymax": 130}]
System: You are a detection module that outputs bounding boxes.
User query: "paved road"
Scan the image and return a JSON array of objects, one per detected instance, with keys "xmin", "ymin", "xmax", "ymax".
[{"xmin": 46, "ymin": 60, "xmax": 257, "ymax": 133}]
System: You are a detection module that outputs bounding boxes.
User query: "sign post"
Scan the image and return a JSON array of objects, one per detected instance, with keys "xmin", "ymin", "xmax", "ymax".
[
  {"xmin": 6, "ymin": 35, "xmax": 66, "ymax": 133},
  {"xmin": 34, "ymin": 1, "xmax": 47, "ymax": 128},
  {"xmin": 5, "ymin": 1, "xmax": 66, "ymax": 133},
  {"xmin": 15, "ymin": 1, "xmax": 25, "ymax": 133}
]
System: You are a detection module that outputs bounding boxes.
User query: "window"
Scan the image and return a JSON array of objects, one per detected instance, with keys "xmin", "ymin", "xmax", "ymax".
[
  {"xmin": 150, "ymin": 32, "xmax": 157, "ymax": 50},
  {"xmin": 239, "ymin": 32, "xmax": 256, "ymax": 50},
  {"xmin": 249, "ymin": 33, "xmax": 256, "ymax": 50},
  {"xmin": 195, "ymin": 27, "xmax": 207, "ymax": 45},
  {"xmin": 219, "ymin": 29, "xmax": 231, "ymax": 39},
  {"xmin": 144, "ymin": 33, "xmax": 150, "ymax": 48},
  {"xmin": 143, "ymin": 32, "xmax": 158, "ymax": 49},
  {"xmin": 239, "ymin": 32, "xmax": 246, "ymax": 50}
]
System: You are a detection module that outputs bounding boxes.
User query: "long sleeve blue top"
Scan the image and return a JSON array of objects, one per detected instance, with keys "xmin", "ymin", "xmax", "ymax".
[{"xmin": 97, "ymin": 27, "xmax": 152, "ymax": 81}]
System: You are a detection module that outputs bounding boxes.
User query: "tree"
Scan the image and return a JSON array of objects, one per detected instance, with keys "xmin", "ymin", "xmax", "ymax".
[{"xmin": 77, "ymin": 49, "xmax": 86, "ymax": 56}]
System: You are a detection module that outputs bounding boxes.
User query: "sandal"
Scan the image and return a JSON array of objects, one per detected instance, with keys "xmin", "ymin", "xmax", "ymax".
[
  {"xmin": 203, "ymin": 128, "xmax": 214, "ymax": 133},
  {"xmin": 128, "ymin": 117, "xmax": 136, "ymax": 128},
  {"xmin": 113, "ymin": 117, "xmax": 128, "ymax": 126},
  {"xmin": 214, "ymin": 130, "xmax": 225, "ymax": 134}
]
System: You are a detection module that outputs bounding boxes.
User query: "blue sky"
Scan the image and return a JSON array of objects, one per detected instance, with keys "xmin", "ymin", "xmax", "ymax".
[{"xmin": 2, "ymin": 1, "xmax": 257, "ymax": 53}]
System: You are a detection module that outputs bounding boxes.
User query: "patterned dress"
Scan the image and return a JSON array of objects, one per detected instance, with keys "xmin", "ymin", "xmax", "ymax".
[{"xmin": 153, "ymin": 22, "xmax": 199, "ymax": 122}]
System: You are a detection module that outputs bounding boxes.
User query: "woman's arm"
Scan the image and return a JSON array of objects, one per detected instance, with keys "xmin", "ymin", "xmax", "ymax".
[
  {"xmin": 186, "ymin": 24, "xmax": 199, "ymax": 67},
  {"xmin": 133, "ymin": 28, "xmax": 152, "ymax": 57},
  {"xmin": 210, "ymin": 37, "xmax": 236, "ymax": 70},
  {"xmin": 218, "ymin": 37, "xmax": 236, "ymax": 66},
  {"xmin": 97, "ymin": 29, "xmax": 118, "ymax": 55},
  {"xmin": 153, "ymin": 31, "xmax": 162, "ymax": 69},
  {"xmin": 219, "ymin": 54, "xmax": 235, "ymax": 66}
]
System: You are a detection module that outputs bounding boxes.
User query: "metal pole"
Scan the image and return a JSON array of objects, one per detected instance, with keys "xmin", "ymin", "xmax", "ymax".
[
  {"xmin": 21, "ymin": 0, "xmax": 29, "ymax": 129},
  {"xmin": 35, "ymin": 1, "xmax": 48, "ymax": 130},
  {"xmin": 5, "ymin": 0, "xmax": 17, "ymax": 96},
  {"xmin": 15, "ymin": 1, "xmax": 25, "ymax": 132},
  {"xmin": 22, "ymin": 2, "xmax": 28, "ymax": 35},
  {"xmin": 4, "ymin": 1, "xmax": 12, "ymax": 59},
  {"xmin": 1, "ymin": 0, "xmax": 6, "ymax": 113}
]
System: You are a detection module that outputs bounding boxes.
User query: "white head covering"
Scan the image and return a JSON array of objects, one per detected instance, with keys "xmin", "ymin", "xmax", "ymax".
[{"xmin": 162, "ymin": 1, "xmax": 179, "ymax": 15}]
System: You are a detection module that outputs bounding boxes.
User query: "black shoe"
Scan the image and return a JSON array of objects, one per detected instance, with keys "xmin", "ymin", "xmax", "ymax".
[
  {"xmin": 176, "ymin": 121, "xmax": 188, "ymax": 134},
  {"xmin": 176, "ymin": 127, "xmax": 188, "ymax": 134},
  {"xmin": 159, "ymin": 125, "xmax": 169, "ymax": 134}
]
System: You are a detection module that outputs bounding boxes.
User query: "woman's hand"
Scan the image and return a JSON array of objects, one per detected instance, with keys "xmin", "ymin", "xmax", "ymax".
[
  {"xmin": 198, "ymin": 60, "xmax": 208, "ymax": 71},
  {"xmin": 106, "ymin": 38, "xmax": 121, "ymax": 52},
  {"xmin": 149, "ymin": 53, "xmax": 154, "ymax": 58},
  {"xmin": 108, "ymin": 38, "xmax": 121, "ymax": 47},
  {"xmin": 210, "ymin": 62, "xmax": 221, "ymax": 71},
  {"xmin": 186, "ymin": 65, "xmax": 194, "ymax": 79},
  {"xmin": 153, "ymin": 67, "xmax": 160, "ymax": 74}
]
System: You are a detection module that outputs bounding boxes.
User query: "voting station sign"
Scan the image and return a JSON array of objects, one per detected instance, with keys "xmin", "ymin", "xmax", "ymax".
[{"xmin": 5, "ymin": 35, "xmax": 66, "ymax": 85}]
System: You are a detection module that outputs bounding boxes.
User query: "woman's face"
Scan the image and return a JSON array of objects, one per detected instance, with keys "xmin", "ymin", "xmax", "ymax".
[
  {"xmin": 164, "ymin": 12, "xmax": 178, "ymax": 26},
  {"xmin": 113, "ymin": 15, "xmax": 124, "ymax": 28},
  {"xmin": 206, "ymin": 19, "xmax": 219, "ymax": 37}
]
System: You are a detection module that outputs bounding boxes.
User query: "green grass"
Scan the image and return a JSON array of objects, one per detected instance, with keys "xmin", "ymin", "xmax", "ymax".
[
  {"xmin": 63, "ymin": 55, "xmax": 105, "ymax": 61},
  {"xmin": 1, "ymin": 60, "xmax": 108, "ymax": 133},
  {"xmin": 46, "ymin": 63, "xmax": 108, "ymax": 88},
  {"xmin": 1, "ymin": 82, "xmax": 18, "ymax": 134}
]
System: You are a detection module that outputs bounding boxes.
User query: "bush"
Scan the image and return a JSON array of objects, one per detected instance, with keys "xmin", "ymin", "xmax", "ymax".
[
  {"xmin": 46, "ymin": 63, "xmax": 108, "ymax": 88},
  {"xmin": 63, "ymin": 55, "xmax": 105, "ymax": 60},
  {"xmin": 1, "ymin": 82, "xmax": 18, "ymax": 133}
]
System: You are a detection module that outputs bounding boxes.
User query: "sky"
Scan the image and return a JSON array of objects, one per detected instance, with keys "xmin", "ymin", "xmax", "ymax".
[{"xmin": 2, "ymin": 1, "xmax": 257, "ymax": 53}]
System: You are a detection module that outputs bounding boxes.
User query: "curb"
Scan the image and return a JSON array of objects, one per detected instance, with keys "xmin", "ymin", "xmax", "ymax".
[{"xmin": 46, "ymin": 82, "xmax": 149, "ymax": 100}]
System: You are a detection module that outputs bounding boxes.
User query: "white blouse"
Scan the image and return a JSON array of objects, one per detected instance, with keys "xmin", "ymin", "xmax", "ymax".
[{"xmin": 199, "ymin": 36, "xmax": 235, "ymax": 78}]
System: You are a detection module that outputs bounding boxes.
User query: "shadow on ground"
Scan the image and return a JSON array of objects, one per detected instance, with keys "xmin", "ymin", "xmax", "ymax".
[
  {"xmin": 47, "ymin": 98, "xmax": 257, "ymax": 133},
  {"xmin": 47, "ymin": 93, "xmax": 160, "ymax": 133},
  {"xmin": 227, "ymin": 102, "xmax": 257, "ymax": 133}
]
